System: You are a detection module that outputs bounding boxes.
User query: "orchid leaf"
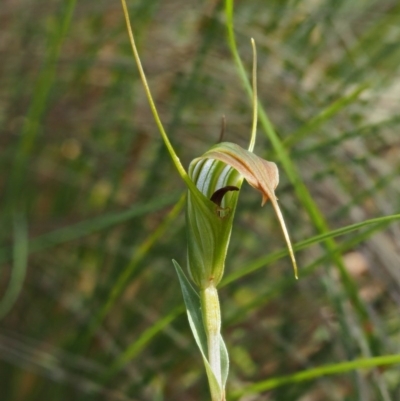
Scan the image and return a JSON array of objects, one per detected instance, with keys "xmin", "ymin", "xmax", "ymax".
[
  {"xmin": 220, "ymin": 334, "xmax": 229, "ymax": 388},
  {"xmin": 172, "ymin": 260, "xmax": 208, "ymax": 355}
]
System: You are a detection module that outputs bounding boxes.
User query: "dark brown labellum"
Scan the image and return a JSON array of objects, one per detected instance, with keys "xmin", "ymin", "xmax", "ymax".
[{"xmin": 210, "ymin": 185, "xmax": 239, "ymax": 207}]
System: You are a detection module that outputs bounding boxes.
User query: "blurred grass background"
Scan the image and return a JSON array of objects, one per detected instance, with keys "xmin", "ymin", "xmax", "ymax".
[{"xmin": 1, "ymin": 0, "xmax": 400, "ymax": 400}]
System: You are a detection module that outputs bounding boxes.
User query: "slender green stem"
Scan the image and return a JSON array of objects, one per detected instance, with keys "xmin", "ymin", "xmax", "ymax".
[
  {"xmin": 200, "ymin": 285, "xmax": 222, "ymax": 388},
  {"xmin": 120, "ymin": 0, "xmax": 199, "ymax": 195}
]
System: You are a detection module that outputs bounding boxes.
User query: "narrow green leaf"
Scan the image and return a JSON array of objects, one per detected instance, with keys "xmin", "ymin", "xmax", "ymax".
[{"xmin": 173, "ymin": 260, "xmax": 208, "ymax": 355}]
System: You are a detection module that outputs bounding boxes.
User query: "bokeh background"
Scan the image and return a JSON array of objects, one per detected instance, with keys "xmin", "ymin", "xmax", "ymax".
[{"xmin": 1, "ymin": 0, "xmax": 400, "ymax": 400}]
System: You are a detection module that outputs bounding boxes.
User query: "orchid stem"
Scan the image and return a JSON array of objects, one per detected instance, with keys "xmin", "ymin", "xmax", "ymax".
[{"xmin": 200, "ymin": 285, "xmax": 222, "ymax": 388}]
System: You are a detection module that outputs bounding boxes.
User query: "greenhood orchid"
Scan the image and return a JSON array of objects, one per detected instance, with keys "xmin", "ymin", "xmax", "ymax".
[
  {"xmin": 121, "ymin": 2, "xmax": 297, "ymax": 399},
  {"xmin": 187, "ymin": 141, "xmax": 297, "ymax": 290}
]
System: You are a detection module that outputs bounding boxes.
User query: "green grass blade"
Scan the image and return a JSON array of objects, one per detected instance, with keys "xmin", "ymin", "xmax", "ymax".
[
  {"xmin": 284, "ymin": 83, "xmax": 369, "ymax": 148},
  {"xmin": 8, "ymin": 0, "xmax": 77, "ymax": 208},
  {"xmin": 0, "ymin": 214, "xmax": 28, "ymax": 320},
  {"xmin": 225, "ymin": 0, "xmax": 252, "ymax": 99},
  {"xmin": 230, "ymin": 353, "xmax": 400, "ymax": 398},
  {"xmin": 0, "ymin": 192, "xmax": 181, "ymax": 264}
]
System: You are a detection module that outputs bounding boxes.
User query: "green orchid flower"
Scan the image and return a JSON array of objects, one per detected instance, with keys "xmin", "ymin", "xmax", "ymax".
[{"xmin": 187, "ymin": 141, "xmax": 297, "ymax": 289}]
